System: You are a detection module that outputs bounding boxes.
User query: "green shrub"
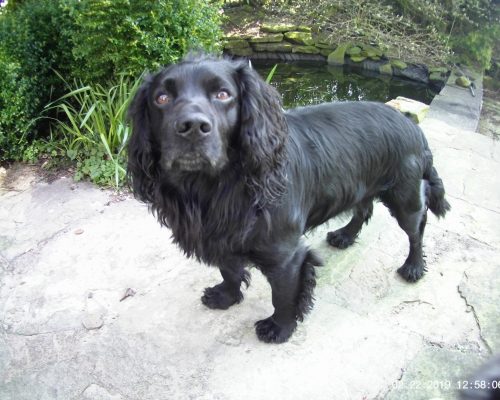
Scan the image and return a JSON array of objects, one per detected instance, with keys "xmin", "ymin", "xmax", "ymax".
[
  {"xmin": 0, "ymin": 0, "xmax": 222, "ymax": 165},
  {"xmin": 0, "ymin": 0, "xmax": 75, "ymax": 157},
  {"xmin": 452, "ymin": 25, "xmax": 499, "ymax": 70},
  {"xmin": 70, "ymin": 0, "xmax": 223, "ymax": 84},
  {"xmin": 0, "ymin": 52, "xmax": 32, "ymax": 161},
  {"xmin": 448, "ymin": 0, "xmax": 499, "ymax": 70}
]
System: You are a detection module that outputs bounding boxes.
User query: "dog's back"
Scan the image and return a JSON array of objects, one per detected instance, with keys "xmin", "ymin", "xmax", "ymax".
[
  {"xmin": 286, "ymin": 102, "xmax": 428, "ymax": 175},
  {"xmin": 285, "ymin": 101, "xmax": 446, "ymax": 220}
]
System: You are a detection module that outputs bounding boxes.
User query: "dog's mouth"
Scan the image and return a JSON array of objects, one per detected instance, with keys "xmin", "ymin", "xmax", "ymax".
[
  {"xmin": 176, "ymin": 154, "xmax": 205, "ymax": 171},
  {"xmin": 168, "ymin": 152, "xmax": 212, "ymax": 172}
]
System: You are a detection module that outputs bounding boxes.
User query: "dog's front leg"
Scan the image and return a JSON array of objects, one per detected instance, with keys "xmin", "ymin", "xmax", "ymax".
[
  {"xmin": 201, "ymin": 259, "xmax": 250, "ymax": 310},
  {"xmin": 255, "ymin": 246, "xmax": 319, "ymax": 343}
]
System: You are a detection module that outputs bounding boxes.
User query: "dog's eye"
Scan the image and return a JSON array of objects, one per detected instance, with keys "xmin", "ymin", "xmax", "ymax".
[
  {"xmin": 215, "ymin": 90, "xmax": 231, "ymax": 101},
  {"xmin": 156, "ymin": 93, "xmax": 171, "ymax": 105}
]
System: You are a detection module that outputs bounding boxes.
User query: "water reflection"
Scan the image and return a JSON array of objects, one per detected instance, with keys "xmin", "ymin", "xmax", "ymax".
[{"xmin": 253, "ymin": 61, "xmax": 436, "ymax": 109}]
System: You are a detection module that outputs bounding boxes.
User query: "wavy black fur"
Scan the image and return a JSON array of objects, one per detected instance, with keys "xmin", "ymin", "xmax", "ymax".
[
  {"xmin": 127, "ymin": 53, "xmax": 450, "ymax": 343},
  {"xmin": 296, "ymin": 249, "xmax": 322, "ymax": 322}
]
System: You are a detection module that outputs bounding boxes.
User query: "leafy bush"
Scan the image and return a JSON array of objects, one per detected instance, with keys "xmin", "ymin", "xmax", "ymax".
[
  {"xmin": 452, "ymin": 25, "xmax": 499, "ymax": 70},
  {"xmin": 70, "ymin": 0, "xmax": 223, "ymax": 84},
  {"xmin": 0, "ymin": 52, "xmax": 32, "ymax": 161},
  {"xmin": 0, "ymin": 0, "xmax": 75, "ymax": 159},
  {"xmin": 0, "ymin": 0, "xmax": 222, "ymax": 168}
]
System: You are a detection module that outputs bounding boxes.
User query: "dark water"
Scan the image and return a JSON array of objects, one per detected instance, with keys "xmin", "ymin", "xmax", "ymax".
[{"xmin": 253, "ymin": 61, "xmax": 436, "ymax": 108}]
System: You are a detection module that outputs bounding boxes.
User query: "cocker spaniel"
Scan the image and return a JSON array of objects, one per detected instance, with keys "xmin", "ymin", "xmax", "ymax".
[{"xmin": 127, "ymin": 54, "xmax": 450, "ymax": 343}]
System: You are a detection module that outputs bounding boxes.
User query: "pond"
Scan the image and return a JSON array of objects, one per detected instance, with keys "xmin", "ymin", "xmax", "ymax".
[{"xmin": 253, "ymin": 61, "xmax": 437, "ymax": 109}]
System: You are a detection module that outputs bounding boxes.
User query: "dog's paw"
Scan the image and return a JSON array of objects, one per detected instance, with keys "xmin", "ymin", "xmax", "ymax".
[
  {"xmin": 254, "ymin": 317, "xmax": 297, "ymax": 344},
  {"xmin": 201, "ymin": 284, "xmax": 243, "ymax": 310},
  {"xmin": 326, "ymin": 229, "xmax": 355, "ymax": 249},
  {"xmin": 397, "ymin": 261, "xmax": 427, "ymax": 282}
]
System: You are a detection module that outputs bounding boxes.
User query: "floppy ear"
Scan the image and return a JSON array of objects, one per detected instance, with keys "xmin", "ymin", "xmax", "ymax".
[
  {"xmin": 236, "ymin": 61, "xmax": 288, "ymax": 208},
  {"xmin": 127, "ymin": 75, "xmax": 160, "ymax": 204}
]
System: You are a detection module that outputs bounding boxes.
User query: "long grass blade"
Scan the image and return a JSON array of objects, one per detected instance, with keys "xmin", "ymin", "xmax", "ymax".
[
  {"xmin": 80, "ymin": 102, "xmax": 97, "ymax": 129},
  {"xmin": 265, "ymin": 64, "xmax": 278, "ymax": 83}
]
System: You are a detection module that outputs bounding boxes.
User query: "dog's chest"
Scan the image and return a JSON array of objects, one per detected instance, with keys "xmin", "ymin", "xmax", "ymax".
[{"xmin": 167, "ymin": 192, "xmax": 256, "ymax": 265}]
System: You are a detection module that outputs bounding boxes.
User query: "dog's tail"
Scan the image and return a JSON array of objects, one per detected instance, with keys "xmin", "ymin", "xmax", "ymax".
[
  {"xmin": 423, "ymin": 150, "xmax": 451, "ymax": 218},
  {"xmin": 296, "ymin": 249, "xmax": 323, "ymax": 322}
]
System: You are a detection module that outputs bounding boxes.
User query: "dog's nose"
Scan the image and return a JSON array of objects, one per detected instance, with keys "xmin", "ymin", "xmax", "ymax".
[{"xmin": 175, "ymin": 114, "xmax": 212, "ymax": 139}]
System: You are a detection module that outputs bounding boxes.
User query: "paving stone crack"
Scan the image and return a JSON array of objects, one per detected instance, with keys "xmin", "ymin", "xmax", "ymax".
[
  {"xmin": 1, "ymin": 328, "xmax": 79, "ymax": 337},
  {"xmin": 6, "ymin": 211, "xmax": 102, "ymax": 267},
  {"xmin": 7, "ymin": 226, "xmax": 70, "ymax": 268},
  {"xmin": 376, "ymin": 367, "xmax": 405, "ymax": 399},
  {"xmin": 457, "ymin": 272, "xmax": 493, "ymax": 355}
]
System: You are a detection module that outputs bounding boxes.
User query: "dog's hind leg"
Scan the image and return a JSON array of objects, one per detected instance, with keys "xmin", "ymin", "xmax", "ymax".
[
  {"xmin": 327, "ymin": 199, "xmax": 374, "ymax": 249},
  {"xmin": 201, "ymin": 260, "xmax": 250, "ymax": 310},
  {"xmin": 382, "ymin": 179, "xmax": 428, "ymax": 282}
]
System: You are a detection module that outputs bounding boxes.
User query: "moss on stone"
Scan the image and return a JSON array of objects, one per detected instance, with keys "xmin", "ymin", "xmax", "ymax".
[
  {"xmin": 350, "ymin": 55, "xmax": 367, "ymax": 63},
  {"xmin": 320, "ymin": 48, "xmax": 333, "ymax": 57},
  {"xmin": 429, "ymin": 72, "xmax": 446, "ymax": 82},
  {"xmin": 228, "ymin": 47, "xmax": 253, "ymax": 57},
  {"xmin": 379, "ymin": 63, "xmax": 393, "ymax": 75},
  {"xmin": 260, "ymin": 23, "xmax": 294, "ymax": 33},
  {"xmin": 291, "ymin": 45, "xmax": 320, "ymax": 54},
  {"xmin": 362, "ymin": 45, "xmax": 384, "ymax": 59},
  {"xmin": 315, "ymin": 42, "xmax": 335, "ymax": 50},
  {"xmin": 223, "ymin": 39, "xmax": 250, "ymax": 50},
  {"xmin": 313, "ymin": 34, "xmax": 334, "ymax": 48},
  {"xmin": 223, "ymin": 34, "xmax": 253, "ymax": 41},
  {"xmin": 284, "ymin": 31, "xmax": 315, "ymax": 46},
  {"xmin": 390, "ymin": 59, "xmax": 408, "ymax": 70},
  {"xmin": 346, "ymin": 46, "xmax": 362, "ymax": 56},
  {"xmin": 429, "ymin": 66, "xmax": 449, "ymax": 74},
  {"xmin": 261, "ymin": 23, "xmax": 311, "ymax": 33},
  {"xmin": 386, "ymin": 96, "xmax": 429, "ymax": 124},
  {"xmin": 327, "ymin": 43, "xmax": 350, "ymax": 66},
  {"xmin": 252, "ymin": 42, "xmax": 293, "ymax": 53},
  {"xmin": 296, "ymin": 25, "xmax": 312, "ymax": 33},
  {"xmin": 249, "ymin": 33, "xmax": 284, "ymax": 43},
  {"xmin": 455, "ymin": 76, "xmax": 471, "ymax": 88}
]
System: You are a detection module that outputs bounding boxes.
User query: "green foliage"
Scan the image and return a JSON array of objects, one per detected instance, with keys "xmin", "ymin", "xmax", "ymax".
[
  {"xmin": 21, "ymin": 138, "xmax": 62, "ymax": 164},
  {"xmin": 388, "ymin": 0, "xmax": 499, "ymax": 69},
  {"xmin": 46, "ymin": 74, "xmax": 143, "ymax": 187},
  {"xmin": 0, "ymin": 0, "xmax": 75, "ymax": 82},
  {"xmin": 448, "ymin": 0, "xmax": 496, "ymax": 31},
  {"xmin": 452, "ymin": 25, "xmax": 499, "ymax": 70},
  {"xmin": 265, "ymin": 64, "xmax": 279, "ymax": 83},
  {"xmin": 74, "ymin": 148, "xmax": 125, "ymax": 187},
  {"xmin": 70, "ymin": 0, "xmax": 223, "ymax": 84},
  {"xmin": 0, "ymin": 51, "xmax": 32, "ymax": 161},
  {"xmin": 0, "ymin": 0, "xmax": 75, "ymax": 137},
  {"xmin": 0, "ymin": 0, "xmax": 223, "ymax": 172}
]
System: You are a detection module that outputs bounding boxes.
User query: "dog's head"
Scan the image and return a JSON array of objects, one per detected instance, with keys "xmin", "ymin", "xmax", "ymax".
[{"xmin": 127, "ymin": 54, "xmax": 288, "ymax": 206}]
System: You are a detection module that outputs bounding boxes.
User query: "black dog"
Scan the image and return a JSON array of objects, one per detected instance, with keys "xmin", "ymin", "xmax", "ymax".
[{"xmin": 127, "ymin": 54, "xmax": 450, "ymax": 343}]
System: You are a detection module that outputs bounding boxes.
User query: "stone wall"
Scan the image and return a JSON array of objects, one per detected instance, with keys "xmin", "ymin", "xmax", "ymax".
[{"xmin": 223, "ymin": 23, "xmax": 449, "ymax": 90}]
